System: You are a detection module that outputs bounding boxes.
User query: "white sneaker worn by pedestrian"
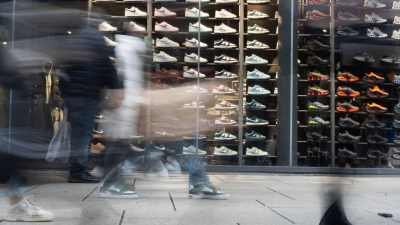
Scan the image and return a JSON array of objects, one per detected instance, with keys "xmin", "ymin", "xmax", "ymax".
[
  {"xmin": 98, "ymin": 22, "xmax": 117, "ymax": 31},
  {"xmin": 185, "ymin": 38, "xmax": 208, "ymax": 48},
  {"xmin": 4, "ymin": 197, "xmax": 54, "ymax": 222},
  {"xmin": 125, "ymin": 7, "xmax": 148, "ymax": 17}
]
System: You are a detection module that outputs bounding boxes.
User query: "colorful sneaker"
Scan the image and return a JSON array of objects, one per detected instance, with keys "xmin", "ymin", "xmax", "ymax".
[
  {"xmin": 215, "ymin": 100, "xmax": 237, "ymax": 109},
  {"xmin": 337, "ymin": 71, "xmax": 359, "ymax": 81},
  {"xmin": 305, "ymin": 10, "xmax": 330, "ymax": 20},
  {"xmin": 363, "ymin": 72, "xmax": 384, "ymax": 83},
  {"xmin": 337, "ymin": 131, "xmax": 361, "ymax": 143},
  {"xmin": 366, "ymin": 102, "xmax": 387, "ymax": 113},
  {"xmin": 307, "ymin": 101, "xmax": 329, "ymax": 111},
  {"xmin": 100, "ymin": 182, "xmax": 138, "ymax": 199},
  {"xmin": 213, "ymin": 84, "xmax": 236, "ymax": 94},
  {"xmin": 189, "ymin": 182, "xmax": 229, "ymax": 199},
  {"xmin": 306, "ymin": 132, "xmax": 329, "ymax": 142},
  {"xmin": 214, "ymin": 146, "xmax": 237, "ymax": 155},
  {"xmin": 365, "ymin": 12, "xmax": 387, "ymax": 23},
  {"xmin": 215, "ymin": 69, "xmax": 238, "ymax": 79},
  {"xmin": 308, "ymin": 117, "xmax": 330, "ymax": 126},
  {"xmin": 154, "ymin": 7, "xmax": 177, "ymax": 17},
  {"xmin": 155, "ymin": 83, "xmax": 172, "ymax": 89},
  {"xmin": 364, "ymin": 0, "xmax": 386, "ymax": 8},
  {"xmin": 338, "ymin": 11, "xmax": 360, "ymax": 21},
  {"xmin": 246, "ymin": 116, "xmax": 269, "ymax": 125},
  {"xmin": 4, "ymin": 197, "xmax": 54, "ymax": 222},
  {"xmin": 246, "ymin": 147, "xmax": 268, "ymax": 156},
  {"xmin": 308, "ymin": 70, "xmax": 329, "ymax": 80},
  {"xmin": 307, "ymin": 86, "xmax": 329, "ymax": 96},
  {"xmin": 336, "ymin": 101, "xmax": 359, "ymax": 112},
  {"xmin": 245, "ymin": 130, "xmax": 266, "ymax": 140},
  {"xmin": 336, "ymin": 86, "xmax": 360, "ymax": 97},
  {"xmin": 381, "ymin": 55, "xmax": 400, "ymax": 63},
  {"xmin": 337, "ymin": 26, "xmax": 359, "ymax": 36},
  {"xmin": 309, "ymin": 0, "xmax": 329, "ymax": 5},
  {"xmin": 353, "ymin": 52, "xmax": 375, "ymax": 62},
  {"xmin": 155, "ymin": 68, "xmax": 179, "ymax": 78},
  {"xmin": 248, "ymin": 85, "xmax": 270, "ymax": 95},
  {"xmin": 365, "ymin": 119, "xmax": 385, "ymax": 128},
  {"xmin": 245, "ymin": 54, "xmax": 268, "ymax": 64},
  {"xmin": 214, "ymin": 131, "xmax": 237, "ymax": 140},
  {"xmin": 245, "ymin": 99, "xmax": 266, "ymax": 110},
  {"xmin": 367, "ymin": 86, "xmax": 388, "ymax": 98},
  {"xmin": 215, "ymin": 116, "xmax": 236, "ymax": 125},
  {"xmin": 247, "ymin": 69, "xmax": 270, "ymax": 79},
  {"xmin": 338, "ymin": 117, "xmax": 360, "ymax": 127}
]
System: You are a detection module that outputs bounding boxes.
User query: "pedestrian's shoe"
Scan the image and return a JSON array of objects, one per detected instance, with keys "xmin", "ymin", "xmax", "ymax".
[
  {"xmin": 189, "ymin": 182, "xmax": 229, "ymax": 199},
  {"xmin": 367, "ymin": 149, "xmax": 387, "ymax": 159},
  {"xmin": 4, "ymin": 197, "xmax": 54, "ymax": 222},
  {"xmin": 68, "ymin": 171, "xmax": 101, "ymax": 183},
  {"xmin": 99, "ymin": 182, "xmax": 138, "ymax": 199},
  {"xmin": 319, "ymin": 201, "xmax": 353, "ymax": 225},
  {"xmin": 338, "ymin": 148, "xmax": 357, "ymax": 158}
]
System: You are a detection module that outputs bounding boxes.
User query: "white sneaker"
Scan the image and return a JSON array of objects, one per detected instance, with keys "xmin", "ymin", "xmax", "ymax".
[
  {"xmin": 214, "ymin": 54, "xmax": 238, "ymax": 64},
  {"xmin": 125, "ymin": 7, "xmax": 148, "ymax": 17},
  {"xmin": 215, "ymin": 9, "xmax": 237, "ymax": 18},
  {"xmin": 4, "ymin": 197, "xmax": 54, "ymax": 222},
  {"xmin": 215, "ymin": 69, "xmax": 238, "ymax": 79},
  {"xmin": 216, "ymin": 0, "xmax": 238, "ymax": 3},
  {"xmin": 156, "ymin": 37, "xmax": 179, "ymax": 47},
  {"xmin": 185, "ymin": 8, "xmax": 210, "ymax": 18},
  {"xmin": 214, "ymin": 146, "xmax": 237, "ymax": 156},
  {"xmin": 367, "ymin": 27, "xmax": 387, "ymax": 38},
  {"xmin": 394, "ymin": 16, "xmax": 400, "ymax": 24},
  {"xmin": 124, "ymin": 21, "xmax": 146, "ymax": 32},
  {"xmin": 155, "ymin": 22, "xmax": 179, "ymax": 32},
  {"xmin": 189, "ymin": 22, "xmax": 213, "ymax": 33},
  {"xmin": 215, "ymin": 115, "xmax": 236, "ymax": 124},
  {"xmin": 183, "ymin": 145, "xmax": 207, "ymax": 155},
  {"xmin": 364, "ymin": 0, "xmax": 386, "ymax": 8},
  {"xmin": 186, "ymin": 0, "xmax": 210, "ymax": 2},
  {"xmin": 104, "ymin": 36, "xmax": 117, "ymax": 46},
  {"xmin": 213, "ymin": 84, "xmax": 236, "ymax": 94},
  {"xmin": 275, "ymin": 11, "xmax": 278, "ymax": 19},
  {"xmin": 154, "ymin": 7, "xmax": 177, "ymax": 17},
  {"xmin": 184, "ymin": 53, "xmax": 208, "ymax": 63},
  {"xmin": 247, "ymin": 9, "xmax": 269, "ymax": 19},
  {"xmin": 98, "ymin": 22, "xmax": 117, "ymax": 31},
  {"xmin": 214, "ymin": 23, "xmax": 237, "ymax": 33},
  {"xmin": 185, "ymin": 38, "xmax": 208, "ymax": 48},
  {"xmin": 246, "ymin": 147, "xmax": 268, "ymax": 156},
  {"xmin": 394, "ymin": 1, "xmax": 400, "ymax": 9},
  {"xmin": 365, "ymin": 12, "xmax": 387, "ymax": 23},
  {"xmin": 274, "ymin": 87, "xmax": 278, "ymax": 94},
  {"xmin": 153, "ymin": 51, "xmax": 178, "ymax": 62},
  {"xmin": 214, "ymin": 39, "xmax": 237, "ymax": 48},
  {"xmin": 392, "ymin": 30, "xmax": 400, "ymax": 39},
  {"xmin": 246, "ymin": 39, "xmax": 269, "ymax": 49},
  {"xmin": 183, "ymin": 68, "xmax": 206, "ymax": 78},
  {"xmin": 215, "ymin": 100, "xmax": 237, "ymax": 109},
  {"xmin": 247, "ymin": 0, "xmax": 269, "ymax": 3},
  {"xmin": 248, "ymin": 24, "xmax": 269, "ymax": 34},
  {"xmin": 185, "ymin": 85, "xmax": 208, "ymax": 93},
  {"xmin": 183, "ymin": 101, "xmax": 205, "ymax": 108}
]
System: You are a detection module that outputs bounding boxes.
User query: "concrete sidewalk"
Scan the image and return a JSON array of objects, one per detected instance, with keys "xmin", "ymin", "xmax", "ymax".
[{"xmin": 1, "ymin": 171, "xmax": 400, "ymax": 225}]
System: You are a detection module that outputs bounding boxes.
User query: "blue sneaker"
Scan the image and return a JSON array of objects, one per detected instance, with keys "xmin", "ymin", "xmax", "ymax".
[
  {"xmin": 248, "ymin": 85, "xmax": 270, "ymax": 95},
  {"xmin": 247, "ymin": 69, "xmax": 270, "ymax": 79},
  {"xmin": 245, "ymin": 130, "xmax": 266, "ymax": 140},
  {"xmin": 246, "ymin": 116, "xmax": 269, "ymax": 125},
  {"xmin": 393, "ymin": 119, "xmax": 400, "ymax": 128},
  {"xmin": 394, "ymin": 104, "xmax": 400, "ymax": 114},
  {"xmin": 245, "ymin": 54, "xmax": 268, "ymax": 64},
  {"xmin": 245, "ymin": 99, "xmax": 266, "ymax": 110}
]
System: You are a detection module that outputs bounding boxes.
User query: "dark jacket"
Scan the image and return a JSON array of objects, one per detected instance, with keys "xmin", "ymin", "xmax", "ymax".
[{"xmin": 60, "ymin": 25, "xmax": 123, "ymax": 100}]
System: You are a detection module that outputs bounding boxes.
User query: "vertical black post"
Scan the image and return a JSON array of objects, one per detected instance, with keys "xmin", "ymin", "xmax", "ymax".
[{"xmin": 277, "ymin": 0, "xmax": 298, "ymax": 166}]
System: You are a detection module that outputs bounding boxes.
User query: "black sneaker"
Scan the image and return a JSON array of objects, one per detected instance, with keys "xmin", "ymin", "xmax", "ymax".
[
  {"xmin": 365, "ymin": 119, "xmax": 385, "ymax": 128},
  {"xmin": 337, "ymin": 131, "xmax": 361, "ymax": 143},
  {"xmin": 307, "ymin": 39, "xmax": 330, "ymax": 50},
  {"xmin": 338, "ymin": 147, "xmax": 357, "ymax": 158},
  {"xmin": 306, "ymin": 132, "xmax": 329, "ymax": 142},
  {"xmin": 367, "ymin": 150, "xmax": 387, "ymax": 159},
  {"xmin": 367, "ymin": 134, "xmax": 387, "ymax": 144},
  {"xmin": 338, "ymin": 117, "xmax": 360, "ymax": 127},
  {"xmin": 337, "ymin": 26, "xmax": 359, "ymax": 36},
  {"xmin": 214, "ymin": 39, "xmax": 237, "ymax": 49},
  {"xmin": 307, "ymin": 55, "xmax": 329, "ymax": 65}
]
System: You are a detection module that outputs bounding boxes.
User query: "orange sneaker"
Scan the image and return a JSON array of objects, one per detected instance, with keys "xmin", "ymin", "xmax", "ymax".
[
  {"xmin": 337, "ymin": 86, "xmax": 360, "ymax": 97},
  {"xmin": 337, "ymin": 71, "xmax": 359, "ymax": 82},
  {"xmin": 367, "ymin": 86, "xmax": 388, "ymax": 98},
  {"xmin": 363, "ymin": 72, "xmax": 384, "ymax": 83},
  {"xmin": 366, "ymin": 102, "xmax": 387, "ymax": 113}
]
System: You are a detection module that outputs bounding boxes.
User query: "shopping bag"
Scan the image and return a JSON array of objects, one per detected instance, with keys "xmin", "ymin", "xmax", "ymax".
[{"xmin": 46, "ymin": 112, "xmax": 70, "ymax": 163}]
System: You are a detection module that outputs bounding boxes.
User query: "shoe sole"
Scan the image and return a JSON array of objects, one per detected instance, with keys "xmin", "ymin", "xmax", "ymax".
[
  {"xmin": 154, "ymin": 30, "xmax": 179, "ymax": 33},
  {"xmin": 246, "ymin": 152, "xmax": 268, "ymax": 156},
  {"xmin": 214, "ymin": 61, "xmax": 238, "ymax": 64},
  {"xmin": 246, "ymin": 122, "xmax": 269, "ymax": 125},
  {"xmin": 99, "ymin": 192, "xmax": 139, "ymax": 199},
  {"xmin": 248, "ymin": 92, "xmax": 270, "ymax": 95},
  {"xmin": 214, "ymin": 137, "xmax": 237, "ymax": 140},
  {"xmin": 248, "ymin": 31, "xmax": 269, "ymax": 34},
  {"xmin": 338, "ymin": 138, "xmax": 359, "ymax": 143},
  {"xmin": 189, "ymin": 193, "xmax": 229, "ymax": 199},
  {"xmin": 4, "ymin": 215, "xmax": 54, "ymax": 222},
  {"xmin": 215, "ymin": 76, "xmax": 238, "ymax": 79}
]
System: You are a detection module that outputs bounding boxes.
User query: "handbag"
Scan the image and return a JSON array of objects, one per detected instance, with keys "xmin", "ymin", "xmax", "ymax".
[{"xmin": 46, "ymin": 109, "xmax": 70, "ymax": 163}]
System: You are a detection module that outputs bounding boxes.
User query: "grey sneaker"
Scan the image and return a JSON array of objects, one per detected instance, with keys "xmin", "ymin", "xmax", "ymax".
[
  {"xmin": 4, "ymin": 197, "xmax": 54, "ymax": 222},
  {"xmin": 338, "ymin": 11, "xmax": 360, "ymax": 20},
  {"xmin": 189, "ymin": 182, "xmax": 229, "ymax": 199},
  {"xmin": 245, "ymin": 130, "xmax": 266, "ymax": 140}
]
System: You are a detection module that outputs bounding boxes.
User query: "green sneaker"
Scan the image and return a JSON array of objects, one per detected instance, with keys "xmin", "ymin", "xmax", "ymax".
[
  {"xmin": 189, "ymin": 182, "xmax": 229, "ymax": 200},
  {"xmin": 307, "ymin": 101, "xmax": 329, "ymax": 111},
  {"xmin": 99, "ymin": 182, "xmax": 138, "ymax": 199}
]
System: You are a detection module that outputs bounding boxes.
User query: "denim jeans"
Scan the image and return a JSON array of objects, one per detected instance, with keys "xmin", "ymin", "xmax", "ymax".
[{"xmin": 64, "ymin": 97, "xmax": 98, "ymax": 176}]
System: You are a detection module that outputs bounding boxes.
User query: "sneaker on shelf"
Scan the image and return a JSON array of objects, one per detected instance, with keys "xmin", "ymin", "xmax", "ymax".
[
  {"xmin": 154, "ymin": 7, "xmax": 177, "ymax": 17},
  {"xmin": 91, "ymin": 143, "xmax": 105, "ymax": 154},
  {"xmin": 104, "ymin": 36, "xmax": 117, "ymax": 47},
  {"xmin": 214, "ymin": 131, "xmax": 237, "ymax": 140},
  {"xmin": 4, "ymin": 197, "xmax": 54, "ymax": 222},
  {"xmin": 366, "ymin": 102, "xmax": 387, "ymax": 113},
  {"xmin": 275, "ymin": 11, "xmax": 278, "ymax": 19},
  {"xmin": 354, "ymin": 52, "xmax": 375, "ymax": 62},
  {"xmin": 183, "ymin": 133, "xmax": 207, "ymax": 140},
  {"xmin": 247, "ymin": 0, "xmax": 269, "ymax": 3},
  {"xmin": 338, "ymin": 148, "xmax": 357, "ymax": 158},
  {"xmin": 245, "ymin": 99, "xmax": 266, "ymax": 110},
  {"xmin": 215, "ymin": 116, "xmax": 236, "ymax": 125},
  {"xmin": 247, "ymin": 69, "xmax": 270, "ymax": 79},
  {"xmin": 337, "ymin": 71, "xmax": 359, "ymax": 81},
  {"xmin": 155, "ymin": 22, "xmax": 179, "ymax": 32},
  {"xmin": 336, "ymin": 0, "xmax": 359, "ymax": 6},
  {"xmin": 185, "ymin": 38, "xmax": 208, "ymax": 48},
  {"xmin": 214, "ymin": 23, "xmax": 237, "ymax": 33},
  {"xmin": 364, "ymin": 0, "xmax": 386, "ymax": 8},
  {"xmin": 306, "ymin": 132, "xmax": 329, "ymax": 142},
  {"xmin": 274, "ymin": 87, "xmax": 278, "ymax": 94},
  {"xmin": 189, "ymin": 182, "xmax": 229, "ymax": 199},
  {"xmin": 247, "ymin": 10, "xmax": 269, "ymax": 19},
  {"xmin": 246, "ymin": 116, "xmax": 269, "ymax": 125},
  {"xmin": 183, "ymin": 101, "xmax": 205, "ymax": 108},
  {"xmin": 309, "ymin": 0, "xmax": 329, "ymax": 4},
  {"xmin": 338, "ymin": 117, "xmax": 360, "ymax": 127},
  {"xmin": 186, "ymin": 0, "xmax": 210, "ymax": 2},
  {"xmin": 183, "ymin": 145, "xmax": 207, "ymax": 155},
  {"xmin": 215, "ymin": 69, "xmax": 238, "ymax": 79},
  {"xmin": 245, "ymin": 130, "xmax": 266, "ymax": 140},
  {"xmin": 184, "ymin": 53, "xmax": 208, "ymax": 63},
  {"xmin": 392, "ymin": 30, "xmax": 400, "ymax": 39},
  {"xmin": 367, "ymin": 150, "xmax": 387, "ymax": 159},
  {"xmin": 367, "ymin": 27, "xmax": 387, "ymax": 38},
  {"xmin": 367, "ymin": 85, "xmax": 388, "ymax": 98},
  {"xmin": 381, "ymin": 55, "xmax": 400, "ymax": 63},
  {"xmin": 215, "ymin": 100, "xmax": 237, "ymax": 109},
  {"xmin": 153, "ymin": 129, "xmax": 175, "ymax": 138},
  {"xmin": 338, "ymin": 11, "xmax": 360, "ymax": 20},
  {"xmin": 308, "ymin": 117, "xmax": 330, "ymax": 126},
  {"xmin": 156, "ymin": 37, "xmax": 179, "ymax": 47},
  {"xmin": 214, "ymin": 54, "xmax": 238, "ymax": 64},
  {"xmin": 307, "ymin": 85, "xmax": 329, "ymax": 96},
  {"xmin": 185, "ymin": 85, "xmax": 208, "ymax": 93},
  {"xmin": 395, "ymin": 104, "xmax": 400, "ymax": 114},
  {"xmin": 365, "ymin": 12, "xmax": 386, "ymax": 23},
  {"xmin": 246, "ymin": 147, "xmax": 268, "ymax": 156},
  {"xmin": 189, "ymin": 22, "xmax": 213, "ymax": 33},
  {"xmin": 307, "ymin": 55, "xmax": 329, "ymax": 65},
  {"xmin": 363, "ymin": 71, "xmax": 384, "ymax": 83},
  {"xmin": 367, "ymin": 134, "xmax": 388, "ymax": 144},
  {"xmin": 216, "ymin": 0, "xmax": 237, "ymax": 3},
  {"xmin": 394, "ymin": 16, "xmax": 400, "ymax": 24},
  {"xmin": 185, "ymin": 7, "xmax": 210, "ymax": 18},
  {"xmin": 305, "ymin": 10, "xmax": 330, "ymax": 20},
  {"xmin": 337, "ymin": 130, "xmax": 361, "ymax": 143},
  {"xmin": 155, "ymin": 68, "xmax": 179, "ymax": 78},
  {"xmin": 100, "ymin": 182, "xmax": 138, "ymax": 199},
  {"xmin": 248, "ymin": 85, "xmax": 270, "ymax": 95},
  {"xmin": 99, "ymin": 22, "xmax": 117, "ymax": 31},
  {"xmin": 246, "ymin": 39, "xmax": 269, "ymax": 49},
  {"xmin": 308, "ymin": 70, "xmax": 329, "ymax": 80},
  {"xmin": 184, "ymin": 68, "xmax": 206, "ymax": 78},
  {"xmin": 307, "ymin": 101, "xmax": 329, "ymax": 111},
  {"xmin": 245, "ymin": 54, "xmax": 268, "ymax": 64},
  {"xmin": 153, "ymin": 51, "xmax": 178, "ymax": 62},
  {"xmin": 212, "ymin": 84, "xmax": 236, "ymax": 94},
  {"xmin": 395, "ymin": 134, "xmax": 400, "ymax": 144},
  {"xmin": 307, "ymin": 39, "xmax": 329, "ymax": 50},
  {"xmin": 123, "ymin": 21, "xmax": 146, "ymax": 32},
  {"xmin": 248, "ymin": 24, "xmax": 269, "ymax": 34},
  {"xmin": 214, "ymin": 146, "xmax": 237, "ymax": 156},
  {"xmin": 125, "ymin": 7, "xmax": 148, "ymax": 17},
  {"xmin": 215, "ymin": 9, "xmax": 237, "ymax": 18},
  {"xmin": 393, "ymin": 75, "xmax": 400, "ymax": 84},
  {"xmin": 214, "ymin": 39, "xmax": 237, "ymax": 48},
  {"xmin": 393, "ymin": 1, "xmax": 400, "ymax": 9},
  {"xmin": 365, "ymin": 118, "xmax": 385, "ymax": 128},
  {"xmin": 336, "ymin": 101, "xmax": 359, "ymax": 112},
  {"xmin": 337, "ymin": 26, "xmax": 359, "ymax": 36},
  {"xmin": 336, "ymin": 86, "xmax": 360, "ymax": 97}
]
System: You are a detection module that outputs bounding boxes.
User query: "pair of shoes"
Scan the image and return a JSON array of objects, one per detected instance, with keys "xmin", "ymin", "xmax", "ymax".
[
  {"xmin": 189, "ymin": 182, "xmax": 229, "ymax": 199},
  {"xmin": 68, "ymin": 171, "xmax": 101, "ymax": 183}
]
